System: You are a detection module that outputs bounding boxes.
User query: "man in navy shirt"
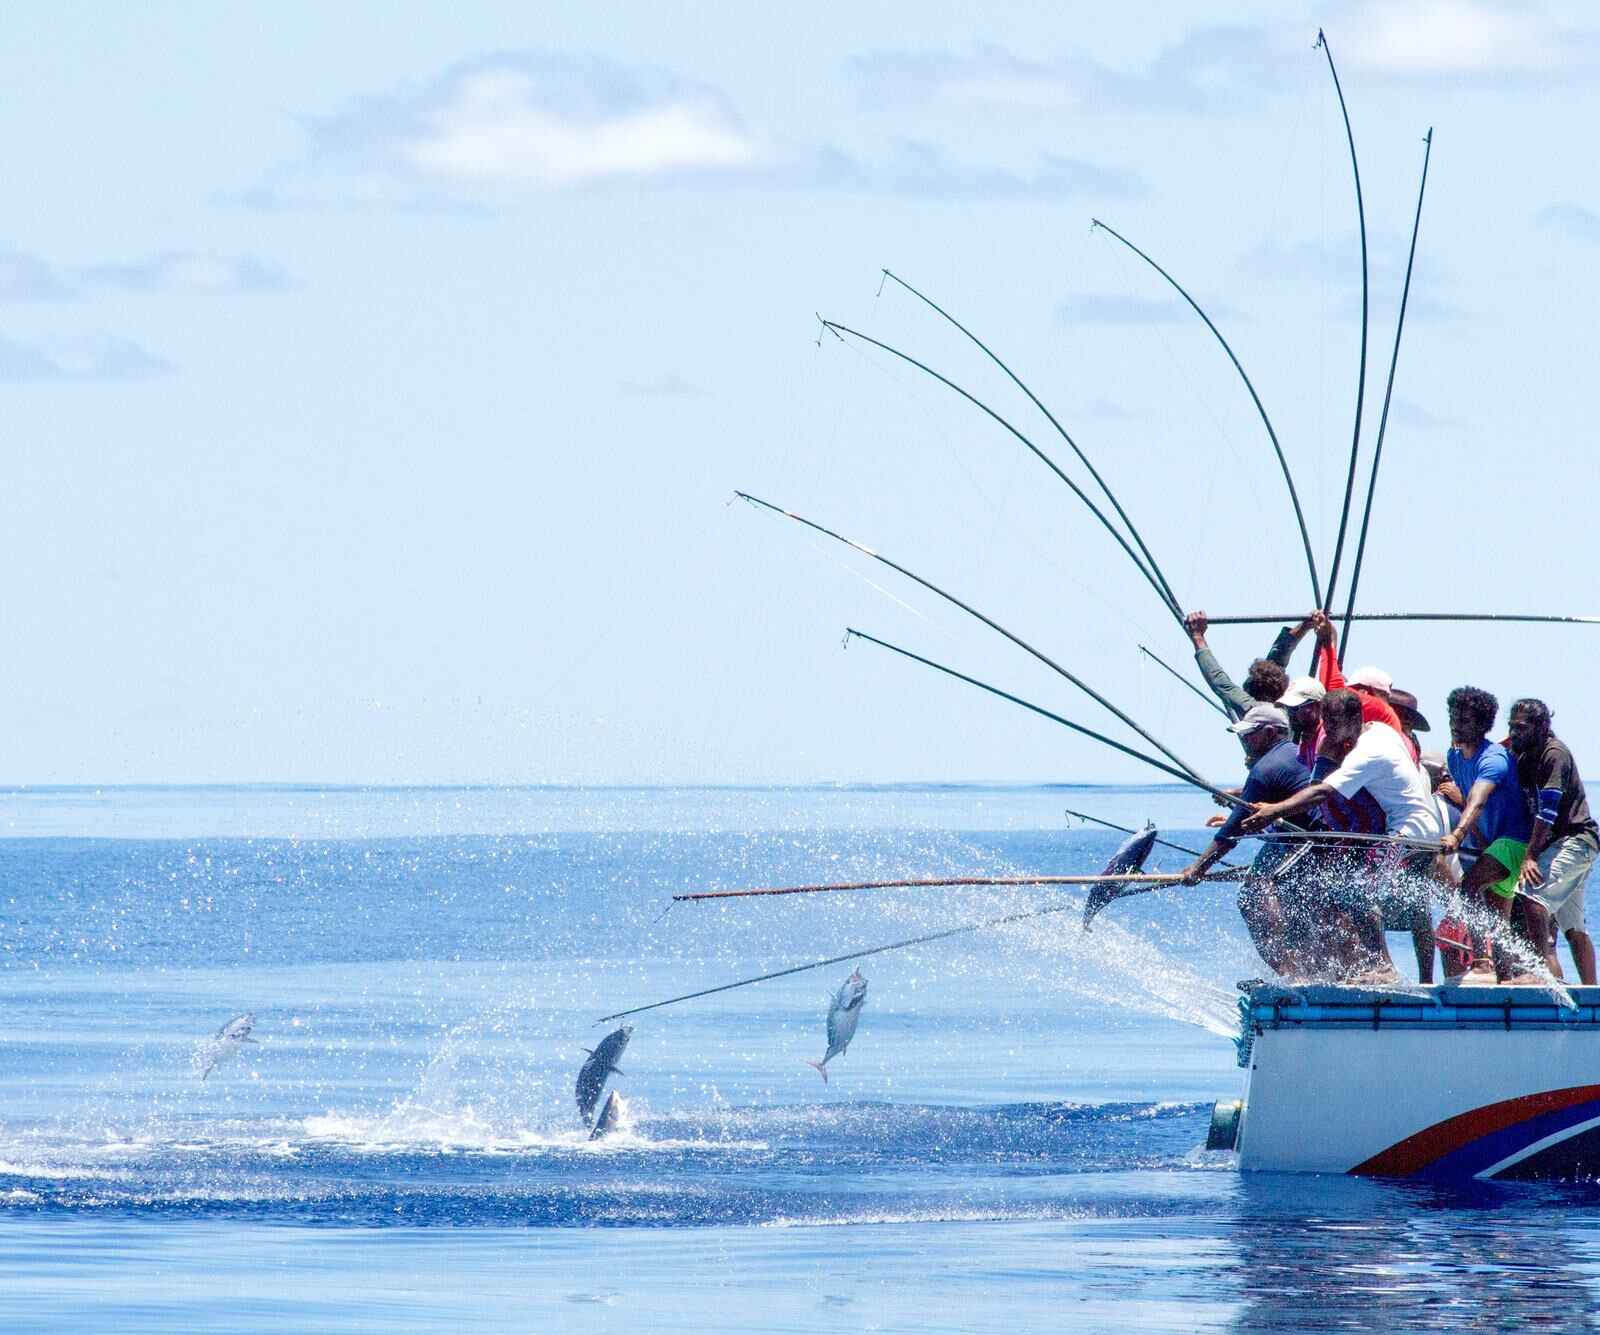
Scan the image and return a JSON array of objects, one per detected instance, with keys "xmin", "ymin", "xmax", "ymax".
[{"xmin": 1181, "ymin": 702, "xmax": 1322, "ymax": 976}]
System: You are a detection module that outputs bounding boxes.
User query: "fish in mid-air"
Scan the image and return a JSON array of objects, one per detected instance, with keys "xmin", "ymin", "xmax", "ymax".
[
  {"xmin": 807, "ymin": 968, "xmax": 868, "ymax": 1083},
  {"xmin": 576, "ymin": 1025, "xmax": 632, "ymax": 1125},
  {"xmin": 589, "ymin": 1091, "xmax": 626, "ymax": 1141},
  {"xmin": 1081, "ymin": 823, "xmax": 1159, "ymax": 932},
  {"xmin": 199, "ymin": 1013, "xmax": 258, "ymax": 1080}
]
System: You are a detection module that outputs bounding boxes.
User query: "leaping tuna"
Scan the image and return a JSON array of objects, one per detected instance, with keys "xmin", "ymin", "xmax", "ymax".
[
  {"xmin": 199, "ymin": 1012, "xmax": 258, "ymax": 1080},
  {"xmin": 808, "ymin": 969, "xmax": 868, "ymax": 1083},
  {"xmin": 1081, "ymin": 823, "xmax": 1159, "ymax": 931},
  {"xmin": 576, "ymin": 1025, "xmax": 632, "ymax": 1125},
  {"xmin": 589, "ymin": 1090, "xmax": 626, "ymax": 1140}
]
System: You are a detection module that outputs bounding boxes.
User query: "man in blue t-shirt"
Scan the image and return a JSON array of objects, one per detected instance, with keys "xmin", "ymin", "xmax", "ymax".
[
  {"xmin": 1438, "ymin": 685, "xmax": 1536, "ymax": 981},
  {"xmin": 1180, "ymin": 702, "xmax": 1321, "ymax": 975}
]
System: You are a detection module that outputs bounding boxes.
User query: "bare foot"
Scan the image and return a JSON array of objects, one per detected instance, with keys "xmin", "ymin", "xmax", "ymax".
[
  {"xmin": 1503, "ymin": 971, "xmax": 1548, "ymax": 987},
  {"xmin": 1349, "ymin": 964, "xmax": 1402, "ymax": 987}
]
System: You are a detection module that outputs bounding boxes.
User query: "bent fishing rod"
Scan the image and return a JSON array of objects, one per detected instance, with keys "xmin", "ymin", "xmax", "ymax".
[
  {"xmin": 848, "ymin": 627, "xmax": 1443, "ymax": 854},
  {"xmin": 737, "ymin": 492, "xmax": 1211, "ymax": 786},
  {"xmin": 1337, "ymin": 129, "xmax": 1432, "ymax": 662},
  {"xmin": 814, "ymin": 319, "xmax": 1183, "ymax": 625},
  {"xmin": 1088, "ymin": 218, "xmax": 1322, "ymax": 611},
  {"xmin": 1317, "ymin": 27, "xmax": 1371, "ymax": 621},
  {"xmin": 875, "ymin": 269, "xmax": 1182, "ymax": 617}
]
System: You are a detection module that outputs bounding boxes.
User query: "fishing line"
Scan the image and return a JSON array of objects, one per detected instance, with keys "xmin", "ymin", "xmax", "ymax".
[
  {"xmin": 1061, "ymin": 806, "xmax": 1241, "ymax": 869},
  {"xmin": 799, "ymin": 531, "xmax": 941, "ymax": 630},
  {"xmin": 1097, "ymin": 239, "xmax": 1262, "ymax": 606},
  {"xmin": 1138, "ymin": 644, "xmax": 1229, "ymax": 718},
  {"xmin": 599, "ymin": 895, "xmax": 1122, "ymax": 1024}
]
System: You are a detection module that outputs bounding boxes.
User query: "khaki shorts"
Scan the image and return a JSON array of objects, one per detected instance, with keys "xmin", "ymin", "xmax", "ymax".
[{"xmin": 1527, "ymin": 832, "xmax": 1598, "ymax": 933}]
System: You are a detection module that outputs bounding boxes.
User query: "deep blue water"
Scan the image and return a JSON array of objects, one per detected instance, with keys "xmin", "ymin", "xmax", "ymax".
[{"xmin": 4, "ymin": 784, "xmax": 1600, "ymax": 1331}]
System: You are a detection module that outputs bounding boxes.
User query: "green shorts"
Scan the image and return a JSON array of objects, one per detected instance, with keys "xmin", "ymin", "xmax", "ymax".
[{"xmin": 1482, "ymin": 837, "xmax": 1529, "ymax": 900}]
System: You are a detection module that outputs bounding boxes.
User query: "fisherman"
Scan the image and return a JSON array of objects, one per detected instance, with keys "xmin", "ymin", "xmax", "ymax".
[
  {"xmin": 1436, "ymin": 686, "xmax": 1538, "ymax": 983},
  {"xmin": 1277, "ymin": 675, "xmax": 1326, "ymax": 769},
  {"xmin": 1240, "ymin": 689, "xmax": 1442, "ymax": 983},
  {"xmin": 1184, "ymin": 611, "xmax": 1311, "ymax": 723},
  {"xmin": 1390, "ymin": 688, "xmax": 1432, "ymax": 759},
  {"xmin": 1305, "ymin": 615, "xmax": 1420, "ymax": 763},
  {"xmin": 1179, "ymin": 702, "xmax": 1322, "ymax": 976},
  {"xmin": 1507, "ymin": 698, "xmax": 1598, "ymax": 985}
]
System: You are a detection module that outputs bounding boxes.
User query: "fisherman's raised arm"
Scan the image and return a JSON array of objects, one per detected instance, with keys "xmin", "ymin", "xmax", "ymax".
[
  {"xmin": 1186, "ymin": 610, "xmax": 1252, "ymax": 721},
  {"xmin": 1267, "ymin": 614, "xmax": 1317, "ymax": 669}
]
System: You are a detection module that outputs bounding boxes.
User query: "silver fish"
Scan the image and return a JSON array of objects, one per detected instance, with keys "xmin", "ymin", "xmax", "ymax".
[
  {"xmin": 589, "ymin": 1090, "xmax": 626, "ymax": 1141},
  {"xmin": 199, "ymin": 1012, "xmax": 258, "ymax": 1080},
  {"xmin": 576, "ymin": 1025, "xmax": 632, "ymax": 1124},
  {"xmin": 807, "ymin": 969, "xmax": 868, "ymax": 1083},
  {"xmin": 1082, "ymin": 823, "xmax": 1160, "ymax": 931}
]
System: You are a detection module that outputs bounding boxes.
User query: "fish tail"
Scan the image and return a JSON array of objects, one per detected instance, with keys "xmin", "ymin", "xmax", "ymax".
[{"xmin": 807, "ymin": 1059, "xmax": 829, "ymax": 1084}]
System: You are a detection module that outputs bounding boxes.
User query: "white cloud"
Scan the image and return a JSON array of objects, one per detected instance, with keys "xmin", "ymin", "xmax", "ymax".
[
  {"xmin": 0, "ymin": 334, "xmax": 173, "ymax": 383},
  {"xmin": 406, "ymin": 69, "xmax": 757, "ymax": 186},
  {"xmin": 81, "ymin": 252, "xmax": 292, "ymax": 294},
  {"xmin": 850, "ymin": 9, "xmax": 1600, "ymax": 121},
  {"xmin": 0, "ymin": 249, "xmax": 74, "ymax": 301},
  {"xmin": 619, "ymin": 372, "xmax": 708, "ymax": 398},
  {"xmin": 246, "ymin": 51, "xmax": 1136, "ymax": 209},
  {"xmin": 811, "ymin": 142, "xmax": 1142, "ymax": 201},
  {"xmin": 1535, "ymin": 202, "xmax": 1600, "ymax": 243},
  {"xmin": 1, "ymin": 248, "xmax": 292, "ymax": 300},
  {"xmin": 250, "ymin": 53, "xmax": 763, "ymax": 207},
  {"xmin": 1331, "ymin": 0, "xmax": 1578, "ymax": 78}
]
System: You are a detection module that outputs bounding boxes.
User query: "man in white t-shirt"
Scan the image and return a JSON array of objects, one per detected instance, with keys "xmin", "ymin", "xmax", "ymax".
[{"xmin": 1242, "ymin": 689, "xmax": 1443, "ymax": 981}]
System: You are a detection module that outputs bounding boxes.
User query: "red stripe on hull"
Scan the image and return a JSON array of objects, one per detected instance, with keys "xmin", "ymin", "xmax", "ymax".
[{"xmin": 1351, "ymin": 1084, "xmax": 1600, "ymax": 1177}]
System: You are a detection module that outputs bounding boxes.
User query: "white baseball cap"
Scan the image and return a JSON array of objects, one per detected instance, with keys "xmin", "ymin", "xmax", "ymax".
[
  {"xmin": 1346, "ymin": 666, "xmax": 1393, "ymax": 694},
  {"xmin": 1278, "ymin": 677, "xmax": 1326, "ymax": 708}
]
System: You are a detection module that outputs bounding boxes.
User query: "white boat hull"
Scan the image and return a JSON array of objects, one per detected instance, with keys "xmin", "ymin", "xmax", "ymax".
[{"xmin": 1223, "ymin": 984, "xmax": 1600, "ymax": 1179}]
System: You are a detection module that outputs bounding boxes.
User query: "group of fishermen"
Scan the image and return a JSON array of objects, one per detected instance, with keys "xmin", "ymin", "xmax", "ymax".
[{"xmin": 1175, "ymin": 610, "xmax": 1597, "ymax": 987}]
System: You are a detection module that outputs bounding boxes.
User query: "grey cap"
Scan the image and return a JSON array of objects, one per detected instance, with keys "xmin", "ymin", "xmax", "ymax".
[{"xmin": 1228, "ymin": 702, "xmax": 1291, "ymax": 736}]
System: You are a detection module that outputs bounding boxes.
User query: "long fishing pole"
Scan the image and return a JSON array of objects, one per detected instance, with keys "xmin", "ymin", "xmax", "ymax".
[
  {"xmin": 1088, "ymin": 218, "xmax": 1322, "ymax": 610},
  {"xmin": 877, "ymin": 269, "xmax": 1183, "ymax": 616},
  {"xmin": 738, "ymin": 491, "xmax": 1213, "ymax": 786},
  {"xmin": 1317, "ymin": 27, "xmax": 1371, "ymax": 617},
  {"xmin": 1204, "ymin": 612, "xmax": 1600, "ymax": 627},
  {"xmin": 674, "ymin": 868, "xmax": 1245, "ymax": 903},
  {"xmin": 599, "ymin": 897, "xmax": 1114, "ymax": 1025},
  {"xmin": 815, "ymin": 319, "xmax": 1183, "ymax": 624},
  {"xmin": 1062, "ymin": 806, "xmax": 1238, "ymax": 867},
  {"xmin": 846, "ymin": 628, "xmax": 1441, "ymax": 853},
  {"xmin": 845, "ymin": 628, "xmax": 1217, "ymax": 794},
  {"xmin": 1138, "ymin": 644, "xmax": 1228, "ymax": 718},
  {"xmin": 1338, "ymin": 129, "xmax": 1434, "ymax": 662}
]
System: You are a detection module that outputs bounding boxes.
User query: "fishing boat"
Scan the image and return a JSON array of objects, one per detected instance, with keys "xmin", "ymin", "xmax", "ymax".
[
  {"xmin": 1212, "ymin": 982, "xmax": 1600, "ymax": 1180},
  {"xmin": 610, "ymin": 31, "xmax": 1600, "ymax": 1183}
]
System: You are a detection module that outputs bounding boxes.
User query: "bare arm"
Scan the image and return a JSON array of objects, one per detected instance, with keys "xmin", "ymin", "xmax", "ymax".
[
  {"xmin": 1240, "ymin": 782, "xmax": 1334, "ymax": 832},
  {"xmin": 1439, "ymin": 778, "xmax": 1496, "ymax": 855}
]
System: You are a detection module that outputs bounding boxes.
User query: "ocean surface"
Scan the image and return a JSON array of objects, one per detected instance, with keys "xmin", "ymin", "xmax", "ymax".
[{"xmin": 4, "ymin": 783, "xmax": 1599, "ymax": 1332}]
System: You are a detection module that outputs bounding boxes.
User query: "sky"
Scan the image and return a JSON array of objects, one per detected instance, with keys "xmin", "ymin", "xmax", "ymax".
[{"xmin": 6, "ymin": 0, "xmax": 1600, "ymax": 787}]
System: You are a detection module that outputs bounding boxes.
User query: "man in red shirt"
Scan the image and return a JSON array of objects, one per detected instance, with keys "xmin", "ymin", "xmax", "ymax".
[{"xmin": 1308, "ymin": 613, "xmax": 1418, "ymax": 761}]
